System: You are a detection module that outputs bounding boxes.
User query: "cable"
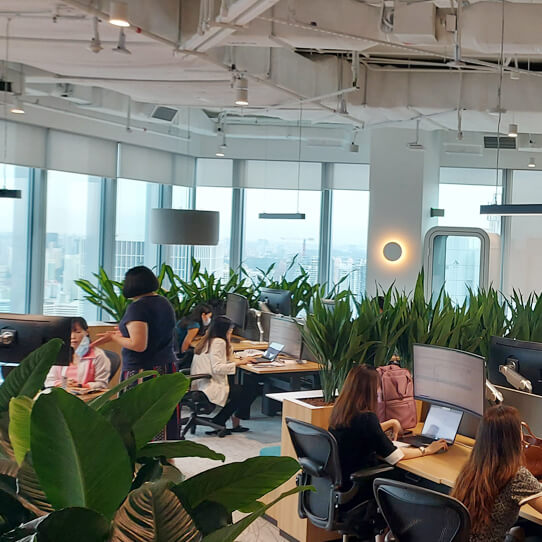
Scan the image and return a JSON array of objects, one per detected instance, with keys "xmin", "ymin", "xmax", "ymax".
[{"xmin": 495, "ymin": 0, "xmax": 505, "ymax": 201}]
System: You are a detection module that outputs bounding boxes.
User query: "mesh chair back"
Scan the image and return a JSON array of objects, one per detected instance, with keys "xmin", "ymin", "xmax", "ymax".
[
  {"xmin": 374, "ymin": 479, "xmax": 470, "ymax": 542},
  {"xmin": 285, "ymin": 418, "xmax": 344, "ymax": 525},
  {"xmin": 103, "ymin": 349, "xmax": 121, "ymax": 382}
]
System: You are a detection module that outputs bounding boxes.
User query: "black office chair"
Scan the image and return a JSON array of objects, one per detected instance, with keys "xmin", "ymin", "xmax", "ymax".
[
  {"xmin": 285, "ymin": 417, "xmax": 394, "ymax": 542},
  {"xmin": 373, "ymin": 478, "xmax": 471, "ymax": 542},
  {"xmin": 178, "ymin": 371, "xmax": 229, "ymax": 439},
  {"xmin": 103, "ymin": 349, "xmax": 121, "ymax": 383}
]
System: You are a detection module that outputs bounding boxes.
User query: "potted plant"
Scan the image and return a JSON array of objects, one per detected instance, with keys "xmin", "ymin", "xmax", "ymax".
[{"xmin": 0, "ymin": 340, "xmax": 308, "ymax": 541}]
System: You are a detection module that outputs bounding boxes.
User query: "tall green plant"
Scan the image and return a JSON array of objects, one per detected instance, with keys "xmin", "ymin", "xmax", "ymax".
[
  {"xmin": 74, "ymin": 268, "xmax": 129, "ymax": 322},
  {"xmin": 302, "ymin": 295, "xmax": 375, "ymax": 403}
]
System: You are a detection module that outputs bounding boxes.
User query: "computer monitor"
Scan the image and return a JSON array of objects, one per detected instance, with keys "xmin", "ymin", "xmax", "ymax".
[
  {"xmin": 269, "ymin": 316, "xmax": 303, "ymax": 360},
  {"xmin": 259, "ymin": 288, "xmax": 291, "ymax": 316},
  {"xmin": 0, "ymin": 313, "xmax": 71, "ymax": 365},
  {"xmin": 413, "ymin": 344, "xmax": 486, "ymax": 417},
  {"xmin": 226, "ymin": 293, "xmax": 248, "ymax": 330},
  {"xmin": 488, "ymin": 336, "xmax": 542, "ymax": 395}
]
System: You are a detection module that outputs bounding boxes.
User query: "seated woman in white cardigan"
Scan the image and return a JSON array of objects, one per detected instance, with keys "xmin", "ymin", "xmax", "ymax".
[
  {"xmin": 191, "ymin": 315, "xmax": 257, "ymax": 434},
  {"xmin": 45, "ymin": 317, "xmax": 111, "ymax": 390}
]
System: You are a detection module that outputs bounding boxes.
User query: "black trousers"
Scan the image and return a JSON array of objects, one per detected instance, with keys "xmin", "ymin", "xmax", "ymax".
[{"xmin": 212, "ymin": 380, "xmax": 258, "ymax": 426}]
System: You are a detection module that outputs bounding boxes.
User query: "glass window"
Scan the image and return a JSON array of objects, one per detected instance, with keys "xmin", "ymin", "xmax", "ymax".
[
  {"xmin": 503, "ymin": 170, "xmax": 542, "ymax": 295},
  {"xmin": 194, "ymin": 187, "xmax": 232, "ymax": 278},
  {"xmin": 43, "ymin": 171, "xmax": 102, "ymax": 318},
  {"xmin": 166, "ymin": 186, "xmax": 192, "ymax": 279},
  {"xmin": 330, "ymin": 190, "xmax": 370, "ymax": 297},
  {"xmin": 243, "ymin": 189, "xmax": 321, "ymax": 283},
  {"xmin": 0, "ymin": 165, "xmax": 30, "ymax": 313},
  {"xmin": 438, "ymin": 168, "xmax": 502, "ymax": 234},
  {"xmin": 115, "ymin": 179, "xmax": 160, "ymax": 281}
]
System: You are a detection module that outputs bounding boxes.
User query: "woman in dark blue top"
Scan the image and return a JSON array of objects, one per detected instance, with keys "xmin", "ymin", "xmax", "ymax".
[
  {"xmin": 92, "ymin": 266, "xmax": 178, "ymax": 439},
  {"xmin": 177, "ymin": 303, "xmax": 213, "ymax": 354}
]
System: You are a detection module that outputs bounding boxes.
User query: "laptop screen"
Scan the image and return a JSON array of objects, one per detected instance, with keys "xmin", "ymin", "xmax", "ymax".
[
  {"xmin": 421, "ymin": 405, "xmax": 463, "ymax": 444},
  {"xmin": 263, "ymin": 342, "xmax": 284, "ymax": 360}
]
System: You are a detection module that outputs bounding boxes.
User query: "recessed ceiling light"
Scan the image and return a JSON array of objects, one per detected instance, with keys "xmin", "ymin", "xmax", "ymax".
[
  {"xmin": 109, "ymin": 0, "xmax": 130, "ymax": 27},
  {"xmin": 10, "ymin": 96, "xmax": 24, "ymax": 114}
]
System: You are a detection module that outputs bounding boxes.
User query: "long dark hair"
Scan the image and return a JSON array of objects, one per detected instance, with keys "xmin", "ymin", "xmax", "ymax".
[
  {"xmin": 452, "ymin": 405, "xmax": 524, "ymax": 534},
  {"xmin": 329, "ymin": 365, "xmax": 379, "ymax": 429},
  {"xmin": 179, "ymin": 303, "xmax": 212, "ymax": 334},
  {"xmin": 194, "ymin": 315, "xmax": 233, "ymax": 358}
]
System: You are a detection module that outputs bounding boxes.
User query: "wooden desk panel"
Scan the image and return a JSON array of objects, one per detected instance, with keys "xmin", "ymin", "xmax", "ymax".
[{"xmin": 240, "ymin": 361, "xmax": 320, "ymax": 375}]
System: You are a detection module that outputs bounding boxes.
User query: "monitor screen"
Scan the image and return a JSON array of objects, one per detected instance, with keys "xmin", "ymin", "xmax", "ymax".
[
  {"xmin": 488, "ymin": 336, "xmax": 542, "ymax": 396},
  {"xmin": 0, "ymin": 313, "xmax": 71, "ymax": 365},
  {"xmin": 413, "ymin": 344, "xmax": 485, "ymax": 417},
  {"xmin": 269, "ymin": 316, "xmax": 302, "ymax": 359},
  {"xmin": 259, "ymin": 288, "xmax": 291, "ymax": 316},
  {"xmin": 226, "ymin": 293, "xmax": 248, "ymax": 329},
  {"xmin": 421, "ymin": 405, "xmax": 463, "ymax": 444}
]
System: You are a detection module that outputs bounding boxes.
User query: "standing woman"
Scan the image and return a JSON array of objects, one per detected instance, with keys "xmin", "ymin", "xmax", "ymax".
[{"xmin": 92, "ymin": 265, "xmax": 177, "ymax": 439}]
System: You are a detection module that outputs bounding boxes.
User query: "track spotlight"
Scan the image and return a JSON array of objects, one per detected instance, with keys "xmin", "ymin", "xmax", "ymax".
[
  {"xmin": 508, "ymin": 123, "xmax": 518, "ymax": 138},
  {"xmin": 215, "ymin": 144, "xmax": 226, "ymax": 157},
  {"xmin": 112, "ymin": 28, "xmax": 131, "ymax": 54},
  {"xmin": 89, "ymin": 16, "xmax": 103, "ymax": 53},
  {"xmin": 337, "ymin": 94, "xmax": 348, "ymax": 115},
  {"xmin": 528, "ymin": 157, "xmax": 536, "ymax": 168},
  {"xmin": 109, "ymin": 1, "xmax": 130, "ymax": 27},
  {"xmin": 234, "ymin": 76, "xmax": 248, "ymax": 106},
  {"xmin": 10, "ymin": 96, "xmax": 24, "ymax": 114}
]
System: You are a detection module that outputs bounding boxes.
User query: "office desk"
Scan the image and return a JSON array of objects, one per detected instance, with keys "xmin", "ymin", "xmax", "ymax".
[
  {"xmin": 396, "ymin": 424, "xmax": 542, "ymax": 526},
  {"xmin": 67, "ymin": 389, "xmax": 106, "ymax": 403},
  {"xmin": 239, "ymin": 361, "xmax": 320, "ymax": 416}
]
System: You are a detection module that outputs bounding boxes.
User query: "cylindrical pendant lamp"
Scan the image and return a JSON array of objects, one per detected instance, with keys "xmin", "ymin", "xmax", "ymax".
[{"xmin": 150, "ymin": 209, "xmax": 219, "ymax": 245}]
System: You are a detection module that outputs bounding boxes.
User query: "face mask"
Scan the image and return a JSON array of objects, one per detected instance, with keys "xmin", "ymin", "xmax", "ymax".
[
  {"xmin": 75, "ymin": 335, "xmax": 90, "ymax": 358},
  {"xmin": 202, "ymin": 316, "xmax": 212, "ymax": 327}
]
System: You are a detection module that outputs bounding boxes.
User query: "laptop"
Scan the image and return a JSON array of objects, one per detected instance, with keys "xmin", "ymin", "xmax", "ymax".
[
  {"xmin": 400, "ymin": 404, "xmax": 464, "ymax": 447},
  {"xmin": 251, "ymin": 342, "xmax": 284, "ymax": 364}
]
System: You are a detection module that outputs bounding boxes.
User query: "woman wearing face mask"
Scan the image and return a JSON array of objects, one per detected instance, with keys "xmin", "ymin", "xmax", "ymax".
[
  {"xmin": 45, "ymin": 317, "xmax": 111, "ymax": 390},
  {"xmin": 176, "ymin": 303, "xmax": 213, "ymax": 355}
]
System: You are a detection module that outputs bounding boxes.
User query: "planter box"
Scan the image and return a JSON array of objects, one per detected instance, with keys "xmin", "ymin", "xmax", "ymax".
[{"xmin": 270, "ymin": 395, "xmax": 337, "ymax": 542}]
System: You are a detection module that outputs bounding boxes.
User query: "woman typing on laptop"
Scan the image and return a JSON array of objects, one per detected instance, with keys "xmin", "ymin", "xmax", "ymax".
[{"xmin": 329, "ymin": 365, "xmax": 448, "ymax": 488}]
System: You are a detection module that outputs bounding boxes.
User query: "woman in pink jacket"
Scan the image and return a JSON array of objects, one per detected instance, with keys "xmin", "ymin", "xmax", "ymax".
[{"xmin": 45, "ymin": 317, "xmax": 111, "ymax": 390}]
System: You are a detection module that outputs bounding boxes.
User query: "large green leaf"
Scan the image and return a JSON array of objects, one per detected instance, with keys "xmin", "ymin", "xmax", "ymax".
[
  {"xmin": 174, "ymin": 456, "xmax": 300, "ymax": 515},
  {"xmin": 110, "ymin": 482, "xmax": 201, "ymax": 542},
  {"xmin": 0, "ymin": 340, "xmax": 62, "ymax": 413},
  {"xmin": 101, "ymin": 373, "xmax": 189, "ymax": 450},
  {"xmin": 36, "ymin": 508, "xmax": 110, "ymax": 542},
  {"xmin": 16, "ymin": 457, "xmax": 53, "ymax": 517},
  {"xmin": 8, "ymin": 398, "xmax": 33, "ymax": 466},
  {"xmin": 0, "ymin": 487, "xmax": 32, "ymax": 534},
  {"xmin": 201, "ymin": 486, "xmax": 310, "ymax": 542},
  {"xmin": 137, "ymin": 441, "xmax": 224, "ymax": 462},
  {"xmin": 30, "ymin": 389, "xmax": 132, "ymax": 519},
  {"xmin": 88, "ymin": 371, "xmax": 159, "ymax": 412}
]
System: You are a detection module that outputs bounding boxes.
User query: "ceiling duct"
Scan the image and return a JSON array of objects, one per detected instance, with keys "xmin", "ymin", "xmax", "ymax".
[
  {"xmin": 151, "ymin": 106, "xmax": 179, "ymax": 122},
  {"xmin": 483, "ymin": 136, "xmax": 517, "ymax": 150}
]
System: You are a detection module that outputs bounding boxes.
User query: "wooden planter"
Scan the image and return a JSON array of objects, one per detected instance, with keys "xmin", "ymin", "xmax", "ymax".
[{"xmin": 269, "ymin": 395, "xmax": 337, "ymax": 542}]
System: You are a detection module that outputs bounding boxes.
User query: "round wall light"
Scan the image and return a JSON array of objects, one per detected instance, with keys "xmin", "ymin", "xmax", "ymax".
[{"xmin": 383, "ymin": 241, "xmax": 403, "ymax": 262}]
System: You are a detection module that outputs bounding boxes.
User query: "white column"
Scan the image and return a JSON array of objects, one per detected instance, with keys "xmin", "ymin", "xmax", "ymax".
[{"xmin": 365, "ymin": 128, "xmax": 440, "ymax": 295}]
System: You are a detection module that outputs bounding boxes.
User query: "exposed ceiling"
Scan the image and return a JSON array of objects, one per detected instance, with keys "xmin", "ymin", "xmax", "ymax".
[{"xmin": 3, "ymin": 0, "xmax": 542, "ymax": 141}]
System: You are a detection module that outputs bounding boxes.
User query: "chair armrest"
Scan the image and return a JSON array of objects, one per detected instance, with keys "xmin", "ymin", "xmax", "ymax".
[
  {"xmin": 350, "ymin": 464, "xmax": 395, "ymax": 482},
  {"xmin": 188, "ymin": 373, "xmax": 212, "ymax": 381}
]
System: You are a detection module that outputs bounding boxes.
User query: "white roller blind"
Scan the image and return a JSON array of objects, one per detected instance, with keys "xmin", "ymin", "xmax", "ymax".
[
  {"xmin": 195, "ymin": 158, "xmax": 233, "ymax": 187},
  {"xmin": 245, "ymin": 160, "xmax": 322, "ymax": 190},
  {"xmin": 330, "ymin": 163, "xmax": 370, "ymax": 190},
  {"xmin": 0, "ymin": 121, "xmax": 46, "ymax": 169},
  {"xmin": 440, "ymin": 167, "xmax": 501, "ymax": 186},
  {"xmin": 47, "ymin": 130, "xmax": 117, "ymax": 178},
  {"xmin": 173, "ymin": 154, "xmax": 196, "ymax": 187},
  {"xmin": 118, "ymin": 143, "xmax": 173, "ymax": 184}
]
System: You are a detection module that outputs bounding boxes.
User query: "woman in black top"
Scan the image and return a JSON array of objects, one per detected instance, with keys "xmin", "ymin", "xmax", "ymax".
[
  {"xmin": 329, "ymin": 365, "xmax": 447, "ymax": 488},
  {"xmin": 92, "ymin": 266, "xmax": 177, "ymax": 439}
]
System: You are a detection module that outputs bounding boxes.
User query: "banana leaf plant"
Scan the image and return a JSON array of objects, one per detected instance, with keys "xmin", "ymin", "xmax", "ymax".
[{"xmin": 0, "ymin": 341, "xmax": 308, "ymax": 542}]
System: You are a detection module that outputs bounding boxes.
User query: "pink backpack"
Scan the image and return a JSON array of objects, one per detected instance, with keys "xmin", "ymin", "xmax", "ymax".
[{"xmin": 376, "ymin": 364, "xmax": 417, "ymax": 430}]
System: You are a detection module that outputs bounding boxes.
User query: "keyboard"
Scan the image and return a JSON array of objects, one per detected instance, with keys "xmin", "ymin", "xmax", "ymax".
[{"xmin": 400, "ymin": 435, "xmax": 439, "ymax": 447}]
